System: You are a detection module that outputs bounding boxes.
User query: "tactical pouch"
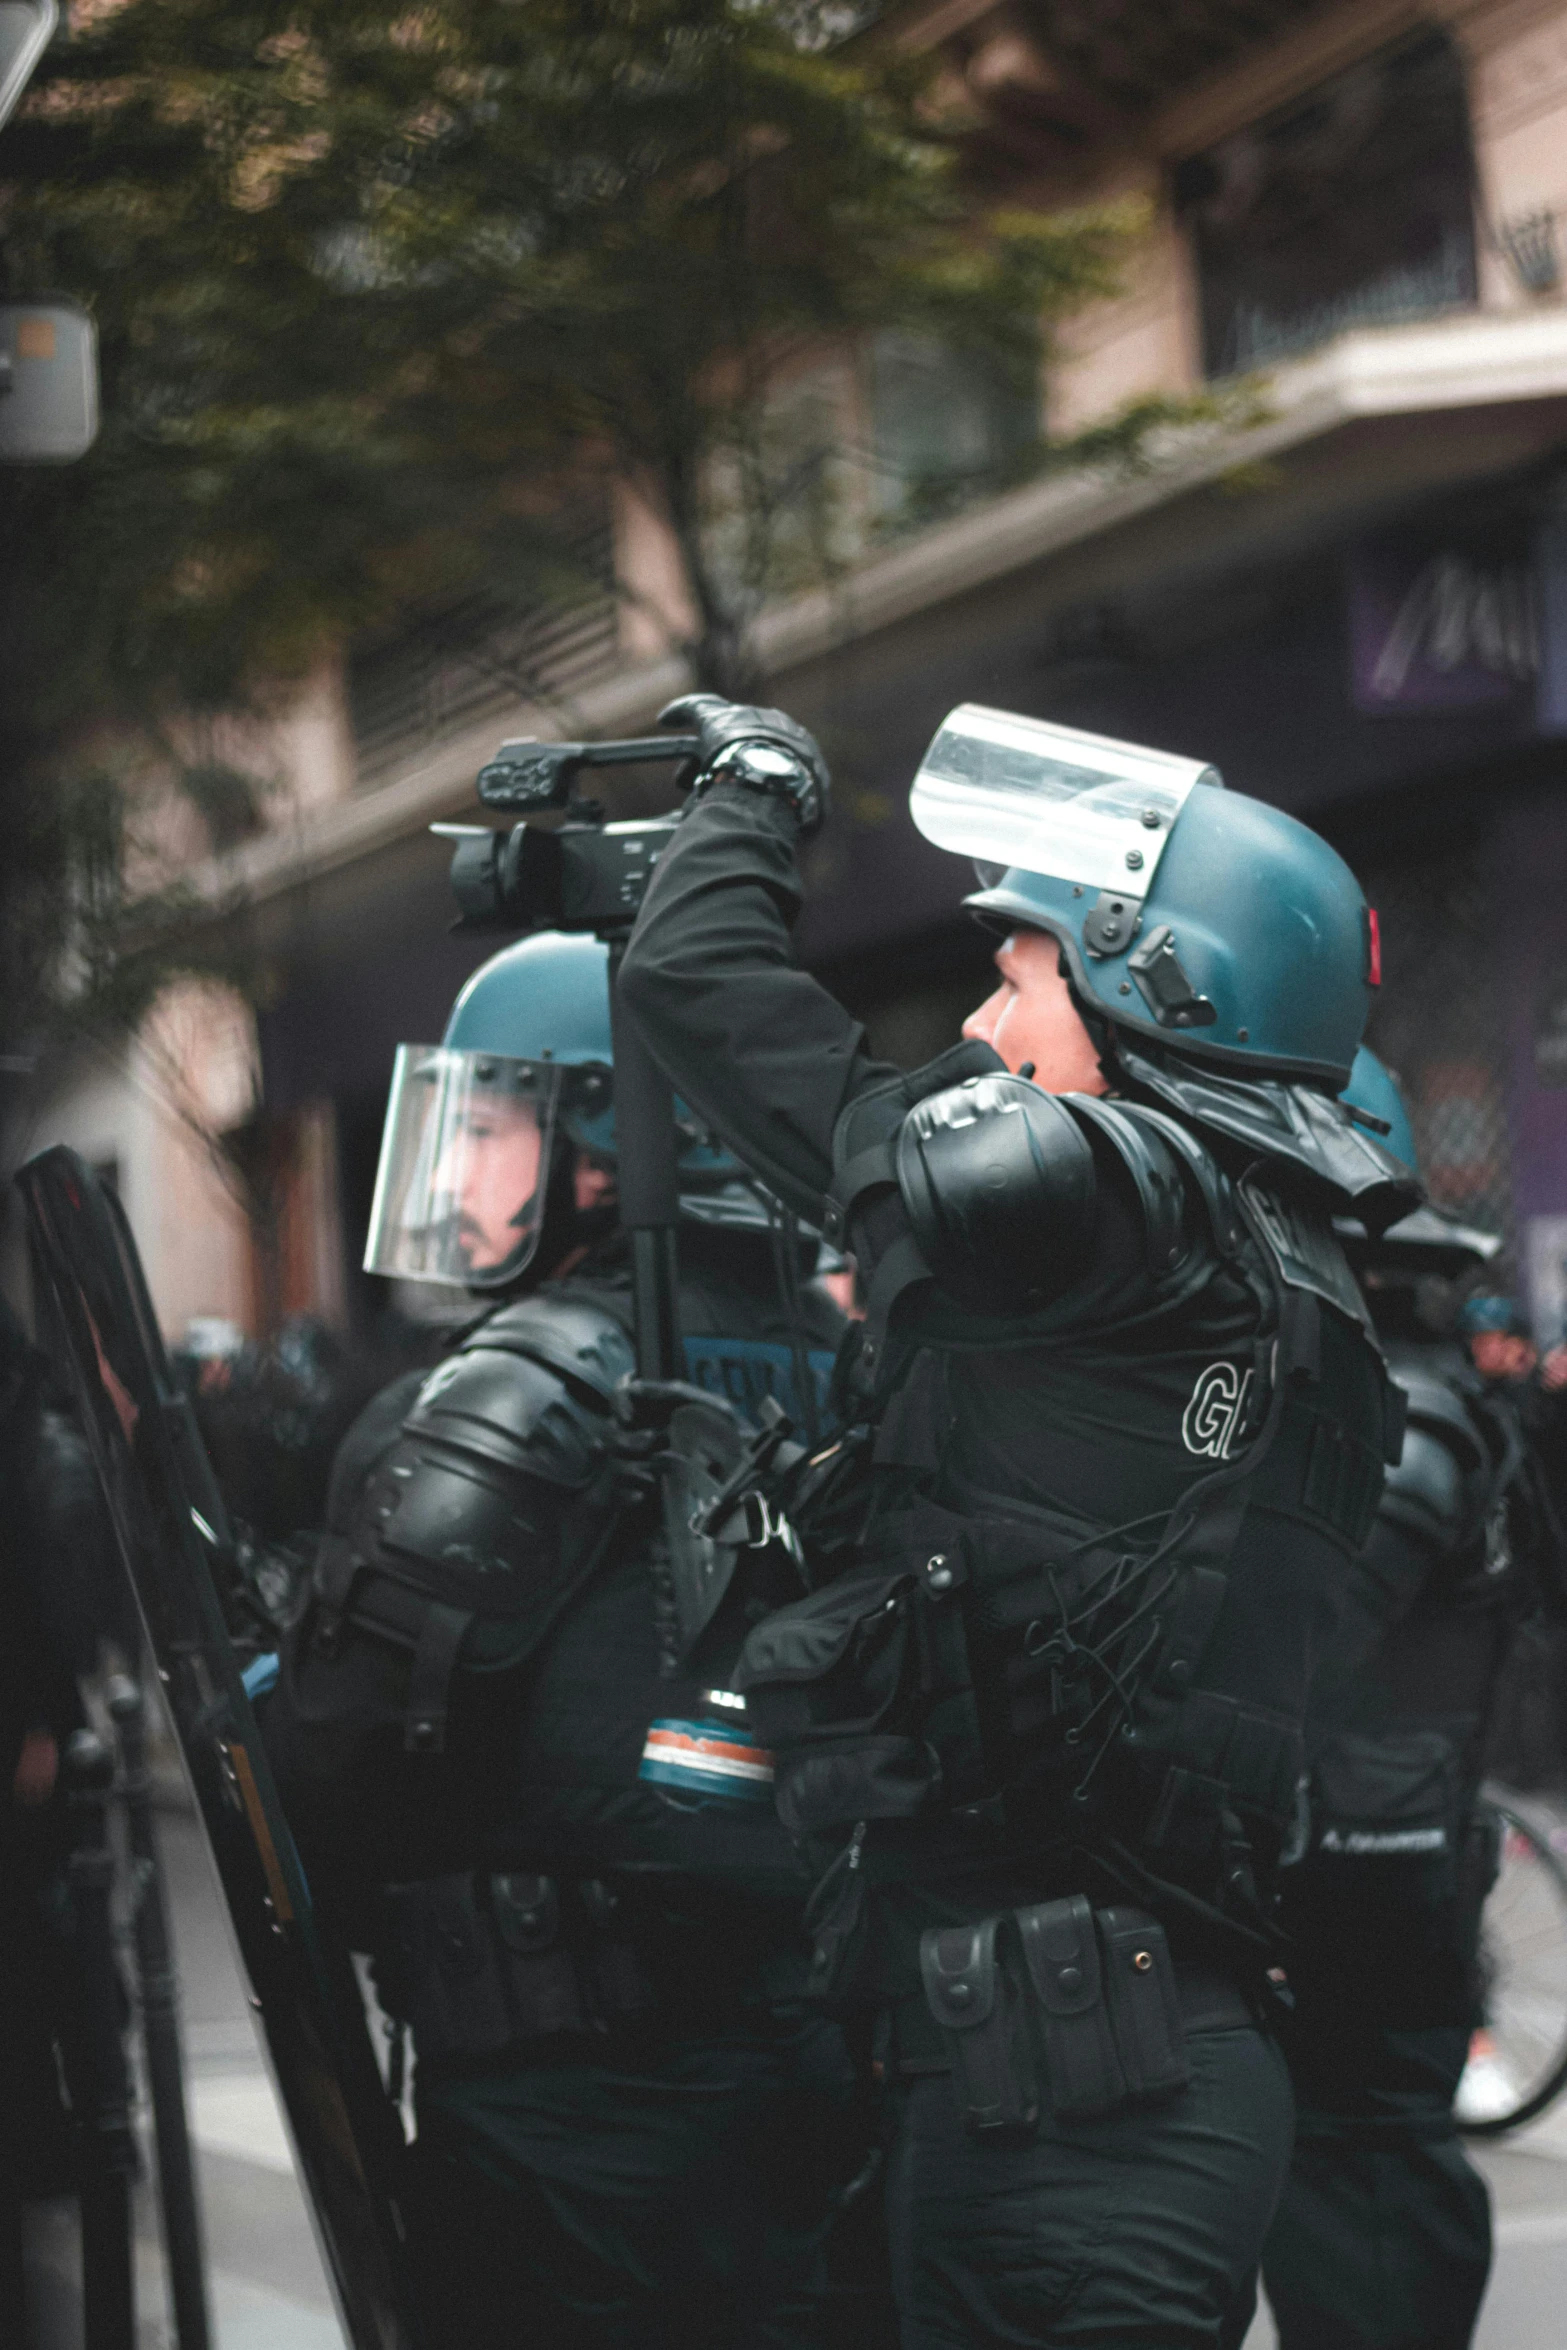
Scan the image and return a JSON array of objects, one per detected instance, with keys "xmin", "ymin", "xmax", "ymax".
[
  {"xmin": 1014, "ymin": 1895, "xmax": 1127, "ymax": 2121},
  {"xmin": 920, "ymin": 1898, "xmax": 1192, "ymax": 2134},
  {"xmin": 1310, "ymin": 1727, "xmax": 1459, "ymax": 1860},
  {"xmin": 383, "ymin": 1871, "xmax": 589, "ymax": 2058},
  {"xmin": 1094, "ymin": 1907, "xmax": 1189, "ymax": 2103},
  {"xmin": 737, "ymin": 1562, "xmax": 944, "ymax": 1834},
  {"xmin": 382, "ymin": 1874, "xmax": 516, "ymax": 2062},
  {"xmin": 919, "ymin": 1916, "xmax": 1039, "ymax": 2135},
  {"xmin": 489, "ymin": 1872, "xmax": 585, "ymax": 2038}
]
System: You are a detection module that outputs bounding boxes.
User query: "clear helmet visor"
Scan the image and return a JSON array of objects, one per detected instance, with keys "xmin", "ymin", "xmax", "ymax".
[
  {"xmin": 910, "ymin": 704, "xmax": 1222, "ymax": 893},
  {"xmin": 364, "ymin": 1046, "xmax": 562, "ymax": 1290}
]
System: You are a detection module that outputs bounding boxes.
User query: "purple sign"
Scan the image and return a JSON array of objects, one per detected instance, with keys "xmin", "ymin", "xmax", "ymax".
[{"xmin": 1348, "ymin": 539, "xmax": 1536, "ymax": 713}]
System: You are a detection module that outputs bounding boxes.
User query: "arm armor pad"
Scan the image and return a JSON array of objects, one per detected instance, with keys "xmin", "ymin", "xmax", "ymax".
[
  {"xmin": 309, "ymin": 1300, "xmax": 634, "ymax": 1723},
  {"xmin": 894, "ymin": 1075, "xmax": 1202, "ymax": 1315}
]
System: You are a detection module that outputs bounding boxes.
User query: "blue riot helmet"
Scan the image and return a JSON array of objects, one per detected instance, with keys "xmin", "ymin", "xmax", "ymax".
[
  {"xmin": 1341, "ymin": 1045, "xmax": 1417, "ymax": 1170},
  {"xmin": 1458, "ymin": 1295, "xmax": 1524, "ymax": 1337},
  {"xmin": 911, "ymin": 706, "xmax": 1376, "ymax": 1088},
  {"xmin": 365, "ymin": 930, "xmax": 754, "ymax": 1292},
  {"xmin": 1334, "ymin": 1047, "xmax": 1500, "ymax": 1279}
]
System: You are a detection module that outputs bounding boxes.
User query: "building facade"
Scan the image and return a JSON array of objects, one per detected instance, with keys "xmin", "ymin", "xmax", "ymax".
[{"xmin": 34, "ymin": 0, "xmax": 1567, "ymax": 1344}]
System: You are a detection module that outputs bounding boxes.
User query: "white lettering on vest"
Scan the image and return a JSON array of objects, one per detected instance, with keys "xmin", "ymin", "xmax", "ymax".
[
  {"xmin": 1318, "ymin": 1825, "xmax": 1448, "ymax": 1856},
  {"xmin": 1181, "ymin": 1361, "xmax": 1254, "ymax": 1459}
]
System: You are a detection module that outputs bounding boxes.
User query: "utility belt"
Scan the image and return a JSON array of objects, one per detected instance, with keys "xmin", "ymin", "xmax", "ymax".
[
  {"xmin": 379, "ymin": 1869, "xmax": 792, "ymax": 2065},
  {"xmin": 893, "ymin": 1896, "xmax": 1254, "ymax": 2137}
]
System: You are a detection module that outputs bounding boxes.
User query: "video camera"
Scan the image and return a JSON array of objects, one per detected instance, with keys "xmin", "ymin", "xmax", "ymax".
[{"xmin": 439, "ymin": 730, "xmax": 701, "ymax": 937}]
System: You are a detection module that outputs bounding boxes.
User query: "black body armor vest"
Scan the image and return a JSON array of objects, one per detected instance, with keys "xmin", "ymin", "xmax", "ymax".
[
  {"xmin": 739, "ymin": 1057, "xmax": 1404, "ymax": 1952},
  {"xmin": 1277, "ymin": 1341, "xmax": 1565, "ymax": 2038},
  {"xmin": 263, "ymin": 1246, "xmax": 840, "ymax": 1910},
  {"xmin": 1303, "ymin": 1341, "xmax": 1561, "ymax": 1864}
]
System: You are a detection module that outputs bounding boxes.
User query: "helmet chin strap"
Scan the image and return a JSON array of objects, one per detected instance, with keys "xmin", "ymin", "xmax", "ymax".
[{"xmin": 1058, "ymin": 947, "xmax": 1120, "ymax": 1089}]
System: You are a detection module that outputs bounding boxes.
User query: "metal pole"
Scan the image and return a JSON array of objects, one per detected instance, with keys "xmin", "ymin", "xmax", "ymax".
[
  {"xmin": 64, "ymin": 1728, "xmax": 136, "ymax": 2350},
  {"xmin": 607, "ymin": 942, "xmax": 682, "ymax": 1382},
  {"xmin": 106, "ymin": 1676, "xmax": 212, "ymax": 2350}
]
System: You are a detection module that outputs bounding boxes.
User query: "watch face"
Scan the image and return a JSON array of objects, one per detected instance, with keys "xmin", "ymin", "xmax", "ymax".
[
  {"xmin": 911, "ymin": 704, "xmax": 1220, "ymax": 893},
  {"xmin": 724, "ymin": 744, "xmax": 799, "ymax": 781},
  {"xmin": 710, "ymin": 739, "xmax": 821, "ymax": 827}
]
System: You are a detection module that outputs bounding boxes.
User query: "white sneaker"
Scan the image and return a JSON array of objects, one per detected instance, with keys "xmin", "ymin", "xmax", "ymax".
[{"xmin": 1454, "ymin": 2029, "xmax": 1518, "ymax": 2124}]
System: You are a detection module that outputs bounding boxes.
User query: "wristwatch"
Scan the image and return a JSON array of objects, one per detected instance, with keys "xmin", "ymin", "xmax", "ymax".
[{"xmin": 696, "ymin": 738, "xmax": 828, "ymax": 838}]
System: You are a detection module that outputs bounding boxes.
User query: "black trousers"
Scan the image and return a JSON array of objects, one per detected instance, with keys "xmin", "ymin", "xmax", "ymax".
[
  {"xmin": 1261, "ymin": 2023, "xmax": 1491, "ymax": 2350},
  {"xmin": 884, "ymin": 2022, "xmax": 1294, "ymax": 2350},
  {"xmin": 408, "ymin": 2013, "xmax": 888, "ymax": 2350}
]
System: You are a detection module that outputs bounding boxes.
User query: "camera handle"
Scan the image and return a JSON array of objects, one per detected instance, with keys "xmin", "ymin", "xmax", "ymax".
[
  {"xmin": 477, "ymin": 733, "xmax": 702, "ymax": 814},
  {"xmin": 607, "ymin": 936, "xmax": 681, "ymax": 1381}
]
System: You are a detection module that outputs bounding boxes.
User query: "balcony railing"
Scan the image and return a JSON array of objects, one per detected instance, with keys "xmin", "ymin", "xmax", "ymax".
[{"xmin": 1176, "ymin": 28, "xmax": 1479, "ymax": 383}]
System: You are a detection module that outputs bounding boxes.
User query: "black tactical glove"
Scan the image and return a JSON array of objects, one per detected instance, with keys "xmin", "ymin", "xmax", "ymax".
[{"xmin": 658, "ymin": 693, "xmax": 830, "ymax": 837}]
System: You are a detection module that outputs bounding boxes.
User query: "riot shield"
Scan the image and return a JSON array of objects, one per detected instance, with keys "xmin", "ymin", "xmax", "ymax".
[{"xmin": 20, "ymin": 1145, "xmax": 423, "ymax": 2350}]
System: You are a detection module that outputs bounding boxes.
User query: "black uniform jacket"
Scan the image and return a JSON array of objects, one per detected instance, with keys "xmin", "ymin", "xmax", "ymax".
[
  {"xmin": 620, "ymin": 785, "xmax": 1391, "ymax": 1976},
  {"xmin": 621, "ymin": 788, "xmax": 1279, "ymax": 1522}
]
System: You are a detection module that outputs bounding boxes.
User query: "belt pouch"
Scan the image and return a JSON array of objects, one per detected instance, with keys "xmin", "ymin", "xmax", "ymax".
[
  {"xmin": 919, "ymin": 1916, "xmax": 1038, "ymax": 2136},
  {"xmin": 1015, "ymin": 1894, "xmax": 1128, "ymax": 2122},
  {"xmin": 489, "ymin": 1873, "xmax": 585, "ymax": 2038},
  {"xmin": 1095, "ymin": 1907, "xmax": 1190, "ymax": 2102},
  {"xmin": 383, "ymin": 1874, "xmax": 513, "ymax": 2061}
]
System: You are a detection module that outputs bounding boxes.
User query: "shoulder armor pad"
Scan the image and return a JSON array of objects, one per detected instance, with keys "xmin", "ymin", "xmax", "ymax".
[
  {"xmin": 326, "ymin": 1369, "xmax": 427, "ymax": 1530},
  {"xmin": 1237, "ymin": 1177, "xmax": 1372, "ymax": 1331},
  {"xmin": 1065, "ymin": 1096, "xmax": 1219, "ymax": 1278},
  {"xmin": 894, "ymin": 1074, "xmax": 1098, "ymax": 1313},
  {"xmin": 825, "ymin": 1039, "xmax": 1002, "ymax": 1247},
  {"xmin": 1110, "ymin": 1103, "xmax": 1243, "ymax": 1258},
  {"xmin": 407, "ymin": 1301, "xmax": 629, "ymax": 1490},
  {"xmin": 1395, "ymin": 1368, "xmax": 1487, "ymax": 1474},
  {"xmin": 1377, "ymin": 1365, "xmax": 1486, "ymax": 1549},
  {"xmin": 1379, "ymin": 1424, "xmax": 1468, "ymax": 1551},
  {"xmin": 1114, "ymin": 1043, "xmax": 1421, "ymax": 1230},
  {"xmin": 454, "ymin": 1294, "xmax": 634, "ymax": 1404}
]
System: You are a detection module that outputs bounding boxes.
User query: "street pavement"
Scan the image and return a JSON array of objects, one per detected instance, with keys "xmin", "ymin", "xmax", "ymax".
[
  {"xmin": 22, "ymin": 1799, "xmax": 1567, "ymax": 2347},
  {"xmin": 24, "ymin": 1801, "xmax": 338, "ymax": 2348}
]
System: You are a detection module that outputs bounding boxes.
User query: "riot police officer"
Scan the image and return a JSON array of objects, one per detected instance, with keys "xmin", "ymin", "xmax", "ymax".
[
  {"xmin": 618, "ymin": 696, "xmax": 1413, "ymax": 2349},
  {"xmin": 1259, "ymin": 1051, "xmax": 1563, "ymax": 2350},
  {"xmin": 258, "ymin": 931, "xmax": 872, "ymax": 2350}
]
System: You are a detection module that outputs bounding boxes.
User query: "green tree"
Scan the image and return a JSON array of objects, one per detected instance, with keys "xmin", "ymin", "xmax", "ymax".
[
  {"xmin": 0, "ymin": 0, "xmax": 1218, "ymax": 1105},
  {"xmin": 2, "ymin": 0, "xmax": 1152, "ymax": 723}
]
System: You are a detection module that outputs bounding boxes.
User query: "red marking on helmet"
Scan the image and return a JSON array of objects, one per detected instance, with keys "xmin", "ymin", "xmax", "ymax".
[{"xmin": 1366, "ymin": 908, "xmax": 1382, "ymax": 988}]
